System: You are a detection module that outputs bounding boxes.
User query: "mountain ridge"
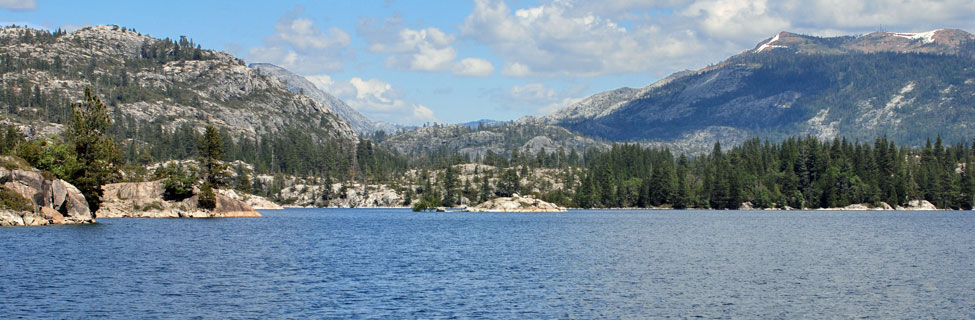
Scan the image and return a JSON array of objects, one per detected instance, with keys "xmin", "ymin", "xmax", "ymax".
[
  {"xmin": 530, "ymin": 28, "xmax": 975, "ymax": 149},
  {"xmin": 0, "ymin": 24, "xmax": 357, "ymax": 149}
]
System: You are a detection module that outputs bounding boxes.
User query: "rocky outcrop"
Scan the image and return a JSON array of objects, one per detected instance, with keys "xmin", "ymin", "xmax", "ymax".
[
  {"xmin": 218, "ymin": 189, "xmax": 283, "ymax": 210},
  {"xmin": 98, "ymin": 180, "xmax": 261, "ymax": 218},
  {"xmin": 276, "ymin": 182, "xmax": 406, "ymax": 208},
  {"xmin": 0, "ymin": 164, "xmax": 94, "ymax": 226},
  {"xmin": 466, "ymin": 194, "xmax": 566, "ymax": 212},
  {"xmin": 817, "ymin": 202, "xmax": 895, "ymax": 211},
  {"xmin": 896, "ymin": 200, "xmax": 939, "ymax": 210}
]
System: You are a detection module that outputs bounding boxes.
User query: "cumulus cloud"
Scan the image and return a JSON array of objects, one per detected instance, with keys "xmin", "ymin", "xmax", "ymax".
[
  {"xmin": 495, "ymin": 82, "xmax": 587, "ymax": 115},
  {"xmin": 247, "ymin": 7, "xmax": 352, "ymax": 73},
  {"xmin": 305, "ymin": 74, "xmax": 438, "ymax": 125},
  {"xmin": 305, "ymin": 74, "xmax": 357, "ymax": 98},
  {"xmin": 461, "ymin": 0, "xmax": 704, "ymax": 77},
  {"xmin": 358, "ymin": 15, "xmax": 494, "ymax": 76},
  {"xmin": 501, "ymin": 62, "xmax": 532, "ymax": 77},
  {"xmin": 683, "ymin": 0, "xmax": 789, "ymax": 40},
  {"xmin": 0, "ymin": 0, "xmax": 35, "ymax": 10},
  {"xmin": 453, "ymin": 58, "xmax": 495, "ymax": 77}
]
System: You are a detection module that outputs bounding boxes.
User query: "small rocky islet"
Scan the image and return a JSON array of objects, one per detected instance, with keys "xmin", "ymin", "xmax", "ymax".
[{"xmin": 465, "ymin": 194, "xmax": 567, "ymax": 212}]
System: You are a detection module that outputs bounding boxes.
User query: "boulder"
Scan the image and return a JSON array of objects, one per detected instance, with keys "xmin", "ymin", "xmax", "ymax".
[
  {"xmin": 213, "ymin": 194, "xmax": 263, "ymax": 217},
  {"xmin": 22, "ymin": 212, "xmax": 48, "ymax": 226},
  {"xmin": 466, "ymin": 194, "xmax": 567, "ymax": 212},
  {"xmin": 897, "ymin": 200, "xmax": 938, "ymax": 210},
  {"xmin": 40, "ymin": 207, "xmax": 65, "ymax": 224},
  {"xmin": 0, "ymin": 209, "xmax": 24, "ymax": 226},
  {"xmin": 0, "ymin": 160, "xmax": 95, "ymax": 226},
  {"xmin": 218, "ymin": 189, "xmax": 283, "ymax": 210}
]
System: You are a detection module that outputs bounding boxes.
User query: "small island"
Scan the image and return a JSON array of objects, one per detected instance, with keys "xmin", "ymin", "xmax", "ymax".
[
  {"xmin": 98, "ymin": 180, "xmax": 261, "ymax": 218},
  {"xmin": 466, "ymin": 194, "xmax": 567, "ymax": 212}
]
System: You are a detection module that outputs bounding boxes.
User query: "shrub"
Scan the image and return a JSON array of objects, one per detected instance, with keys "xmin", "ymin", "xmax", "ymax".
[
  {"xmin": 0, "ymin": 186, "xmax": 34, "ymax": 212},
  {"xmin": 197, "ymin": 183, "xmax": 216, "ymax": 210},
  {"xmin": 411, "ymin": 199, "xmax": 433, "ymax": 212},
  {"xmin": 155, "ymin": 165, "xmax": 196, "ymax": 201}
]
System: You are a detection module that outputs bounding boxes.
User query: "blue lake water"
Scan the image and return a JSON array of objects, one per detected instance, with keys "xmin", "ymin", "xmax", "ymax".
[{"xmin": 2, "ymin": 209, "xmax": 975, "ymax": 319}]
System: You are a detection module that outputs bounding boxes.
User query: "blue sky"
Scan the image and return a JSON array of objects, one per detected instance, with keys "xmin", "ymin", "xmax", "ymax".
[{"xmin": 2, "ymin": 0, "xmax": 973, "ymax": 125}]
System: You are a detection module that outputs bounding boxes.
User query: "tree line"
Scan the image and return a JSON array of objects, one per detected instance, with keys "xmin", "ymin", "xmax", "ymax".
[{"xmin": 569, "ymin": 136, "xmax": 975, "ymax": 209}]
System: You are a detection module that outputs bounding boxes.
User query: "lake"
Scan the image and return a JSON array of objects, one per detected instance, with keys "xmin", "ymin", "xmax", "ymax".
[{"xmin": 2, "ymin": 209, "xmax": 974, "ymax": 318}]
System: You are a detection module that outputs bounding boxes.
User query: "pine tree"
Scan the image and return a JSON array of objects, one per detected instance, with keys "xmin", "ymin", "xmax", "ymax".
[
  {"xmin": 197, "ymin": 125, "xmax": 228, "ymax": 210},
  {"xmin": 478, "ymin": 175, "xmax": 493, "ymax": 203},
  {"xmin": 442, "ymin": 165, "xmax": 459, "ymax": 206},
  {"xmin": 198, "ymin": 125, "xmax": 228, "ymax": 187},
  {"xmin": 496, "ymin": 168, "xmax": 521, "ymax": 197},
  {"xmin": 68, "ymin": 87, "xmax": 121, "ymax": 214}
]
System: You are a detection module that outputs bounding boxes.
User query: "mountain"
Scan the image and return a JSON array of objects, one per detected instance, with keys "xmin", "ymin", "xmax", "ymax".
[
  {"xmin": 0, "ymin": 25, "xmax": 356, "ymax": 146},
  {"xmin": 380, "ymin": 122, "xmax": 607, "ymax": 159},
  {"xmin": 250, "ymin": 63, "xmax": 399, "ymax": 135},
  {"xmin": 532, "ymin": 29, "xmax": 975, "ymax": 148},
  {"xmin": 459, "ymin": 119, "xmax": 506, "ymax": 129}
]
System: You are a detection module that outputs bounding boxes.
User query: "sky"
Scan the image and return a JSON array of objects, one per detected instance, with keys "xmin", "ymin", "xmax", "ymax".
[{"xmin": 2, "ymin": 0, "xmax": 973, "ymax": 126}]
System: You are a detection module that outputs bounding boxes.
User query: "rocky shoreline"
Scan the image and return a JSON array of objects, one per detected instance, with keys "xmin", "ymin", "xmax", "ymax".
[
  {"xmin": 0, "ymin": 165, "xmax": 95, "ymax": 226},
  {"xmin": 466, "ymin": 194, "xmax": 567, "ymax": 212},
  {"xmin": 97, "ymin": 181, "xmax": 262, "ymax": 218}
]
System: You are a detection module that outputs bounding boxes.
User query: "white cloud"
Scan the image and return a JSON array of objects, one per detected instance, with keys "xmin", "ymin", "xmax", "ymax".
[
  {"xmin": 461, "ymin": 0, "xmax": 975, "ymax": 78},
  {"xmin": 453, "ymin": 58, "xmax": 495, "ymax": 77},
  {"xmin": 305, "ymin": 75, "xmax": 437, "ymax": 125},
  {"xmin": 349, "ymin": 78, "xmax": 398, "ymax": 103},
  {"xmin": 358, "ymin": 16, "xmax": 457, "ymax": 72},
  {"xmin": 305, "ymin": 74, "xmax": 357, "ymax": 98},
  {"xmin": 497, "ymin": 82, "xmax": 587, "ymax": 115},
  {"xmin": 784, "ymin": 0, "xmax": 974, "ymax": 32},
  {"xmin": 247, "ymin": 7, "xmax": 352, "ymax": 74},
  {"xmin": 510, "ymin": 83, "xmax": 558, "ymax": 104},
  {"xmin": 377, "ymin": 27, "xmax": 458, "ymax": 72},
  {"xmin": 461, "ymin": 0, "xmax": 705, "ymax": 77},
  {"xmin": 411, "ymin": 104, "xmax": 436, "ymax": 122},
  {"xmin": 0, "ymin": 0, "xmax": 35, "ymax": 10},
  {"xmin": 683, "ymin": 0, "xmax": 789, "ymax": 40},
  {"xmin": 358, "ymin": 15, "xmax": 496, "ymax": 76},
  {"xmin": 501, "ymin": 62, "xmax": 532, "ymax": 77}
]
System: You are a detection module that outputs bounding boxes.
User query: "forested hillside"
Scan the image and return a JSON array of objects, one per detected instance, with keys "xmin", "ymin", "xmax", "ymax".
[{"xmin": 0, "ymin": 25, "xmax": 391, "ymax": 181}]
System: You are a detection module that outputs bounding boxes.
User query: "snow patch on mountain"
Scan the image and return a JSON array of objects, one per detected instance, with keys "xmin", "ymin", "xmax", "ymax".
[
  {"xmin": 754, "ymin": 33, "xmax": 788, "ymax": 53},
  {"xmin": 891, "ymin": 29, "xmax": 942, "ymax": 44}
]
